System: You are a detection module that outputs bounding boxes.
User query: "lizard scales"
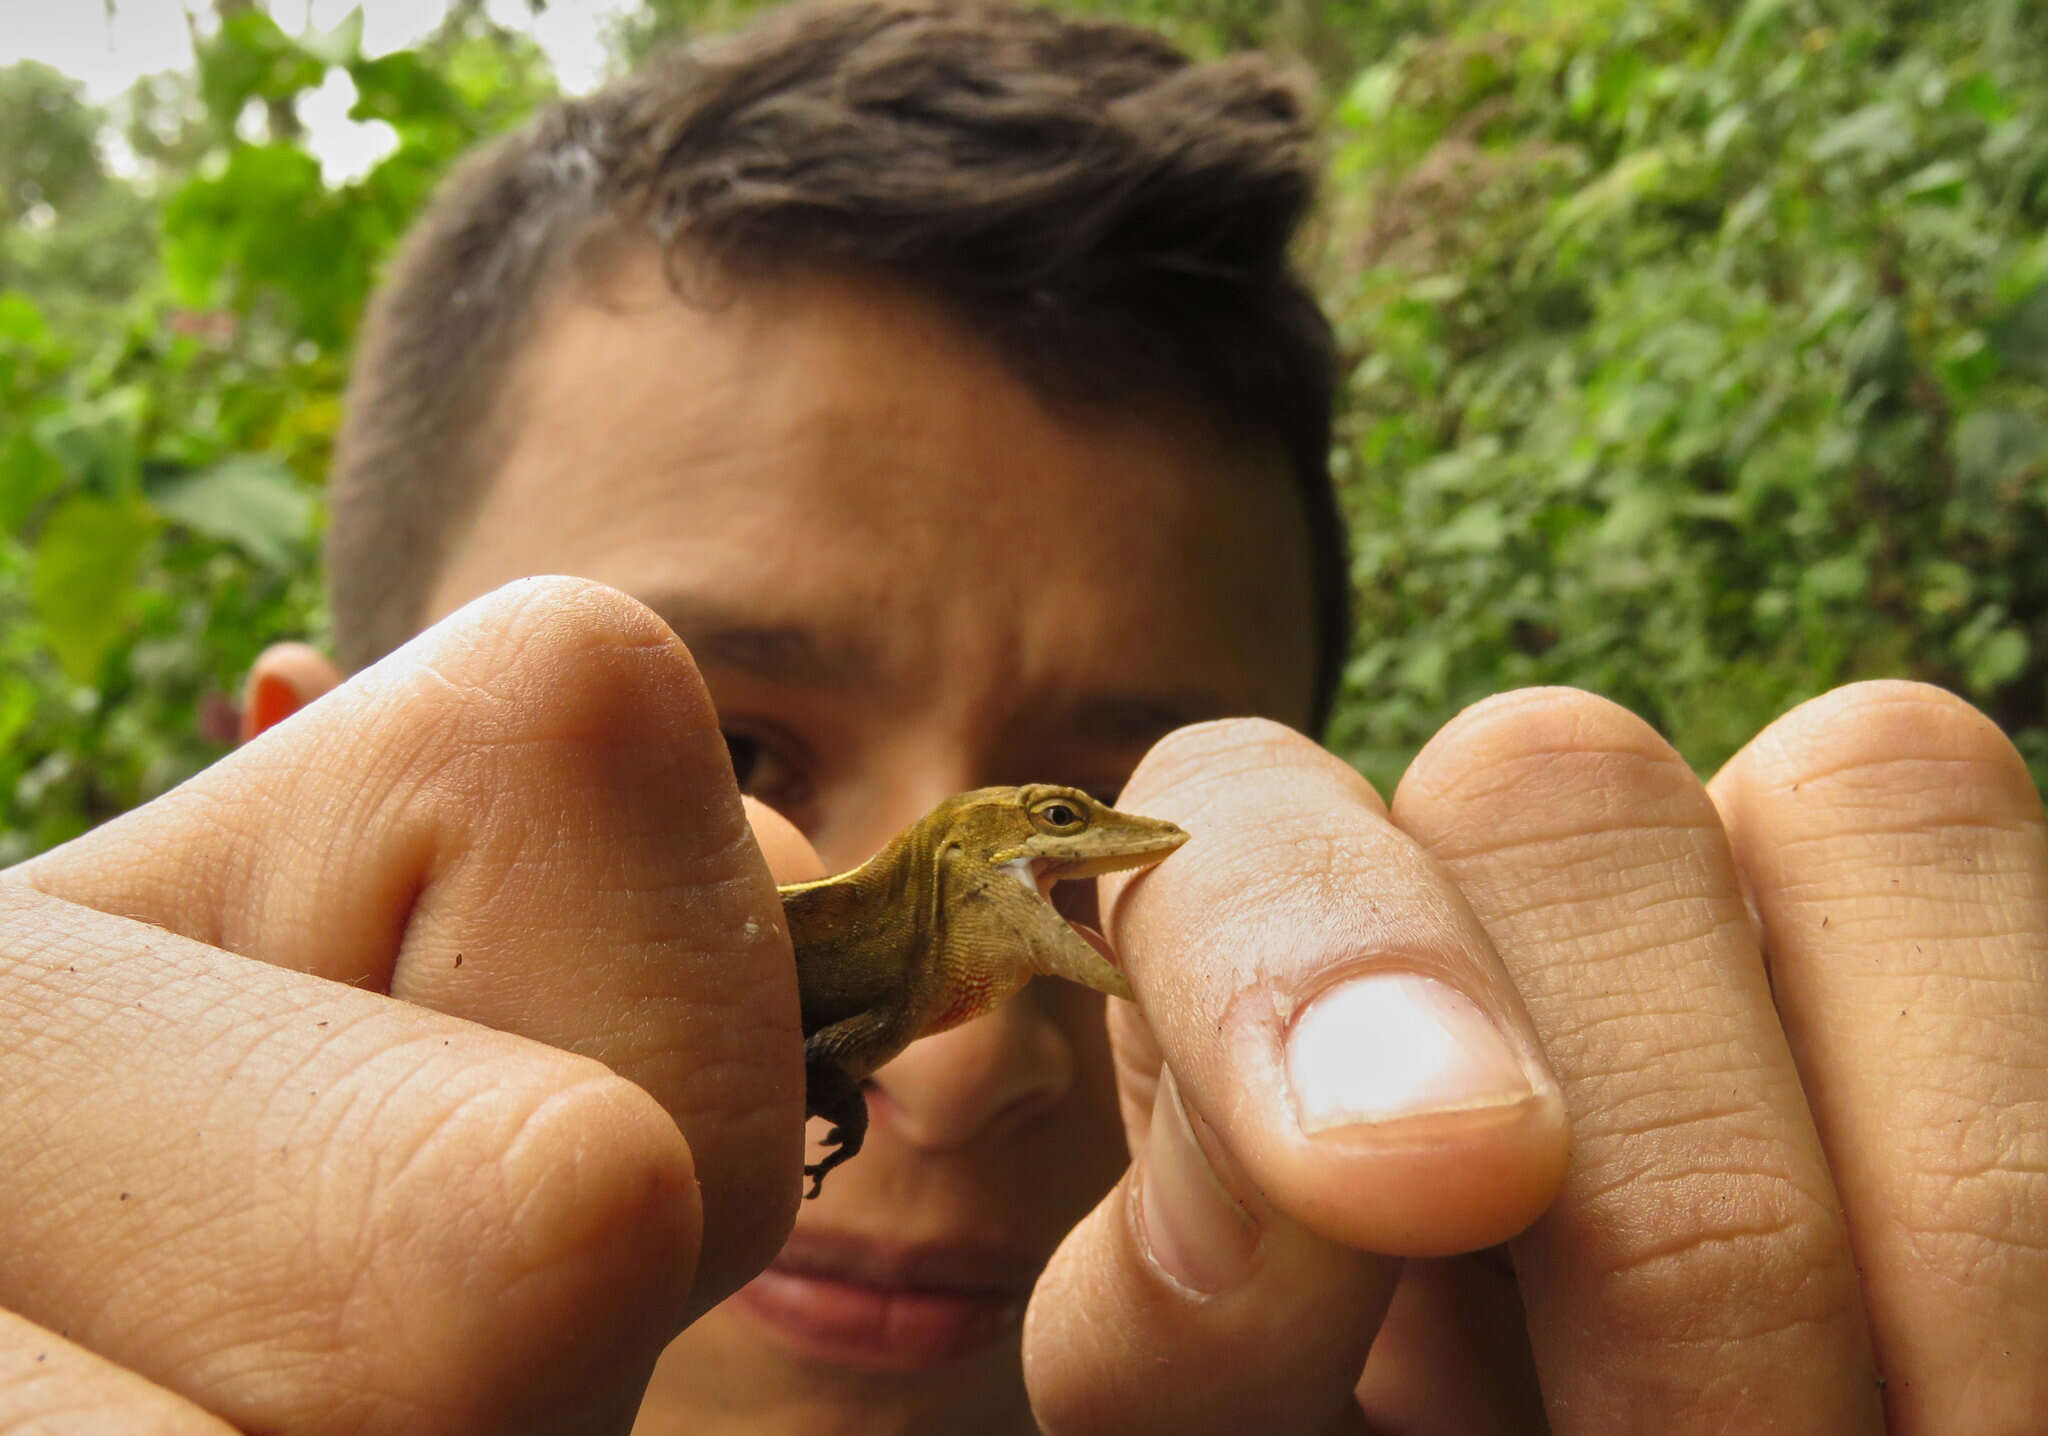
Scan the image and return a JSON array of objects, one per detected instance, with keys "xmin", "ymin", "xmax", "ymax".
[{"xmin": 777, "ymin": 783, "xmax": 1186, "ymax": 1196}]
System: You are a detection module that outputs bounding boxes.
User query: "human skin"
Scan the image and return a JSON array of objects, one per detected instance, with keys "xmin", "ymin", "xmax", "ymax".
[{"xmin": 2, "ymin": 252, "xmax": 2045, "ymax": 1435}]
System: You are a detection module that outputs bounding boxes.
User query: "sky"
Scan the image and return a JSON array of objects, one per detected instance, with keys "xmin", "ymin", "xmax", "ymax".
[{"xmin": 0, "ymin": 0, "xmax": 638, "ymax": 180}]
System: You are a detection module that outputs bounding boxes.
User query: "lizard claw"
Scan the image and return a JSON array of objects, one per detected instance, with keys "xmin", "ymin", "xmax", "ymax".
[{"xmin": 801, "ymin": 1122, "xmax": 859, "ymax": 1198}]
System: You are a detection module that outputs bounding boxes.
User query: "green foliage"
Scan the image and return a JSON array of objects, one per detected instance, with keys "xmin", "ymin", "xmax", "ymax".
[
  {"xmin": 0, "ymin": 9, "xmax": 555, "ymax": 862},
  {"xmin": 4, "ymin": 0, "xmax": 2046, "ymax": 860},
  {"xmin": 0, "ymin": 63, "xmax": 161, "ymax": 340},
  {"xmin": 0, "ymin": 277, "xmax": 325, "ymax": 860},
  {"xmin": 1318, "ymin": 0, "xmax": 2048, "ymax": 791},
  {"xmin": 0, "ymin": 61, "xmax": 107, "ymax": 221}
]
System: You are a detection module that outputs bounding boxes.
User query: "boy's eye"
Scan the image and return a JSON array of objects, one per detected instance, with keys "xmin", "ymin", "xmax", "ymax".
[
  {"xmin": 720, "ymin": 727, "xmax": 813, "ymax": 823},
  {"xmin": 723, "ymin": 731, "xmax": 763, "ymax": 786}
]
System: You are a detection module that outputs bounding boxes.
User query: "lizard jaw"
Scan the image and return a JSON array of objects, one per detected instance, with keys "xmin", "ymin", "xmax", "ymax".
[
  {"xmin": 998, "ymin": 854, "xmax": 1134, "ymax": 903},
  {"xmin": 992, "ymin": 856, "xmax": 1134, "ymax": 999},
  {"xmin": 1011, "ymin": 838, "xmax": 1187, "ymax": 893}
]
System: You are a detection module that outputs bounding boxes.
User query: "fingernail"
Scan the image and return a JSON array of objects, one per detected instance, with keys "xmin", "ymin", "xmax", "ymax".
[
  {"xmin": 1137, "ymin": 1071, "xmax": 1259, "ymax": 1294},
  {"xmin": 1286, "ymin": 972, "xmax": 1539, "ymax": 1133}
]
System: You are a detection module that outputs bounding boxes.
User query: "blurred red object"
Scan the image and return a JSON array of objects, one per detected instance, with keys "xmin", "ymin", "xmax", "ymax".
[
  {"xmin": 166, "ymin": 310, "xmax": 237, "ymax": 344},
  {"xmin": 196, "ymin": 690, "xmax": 241, "ymax": 746}
]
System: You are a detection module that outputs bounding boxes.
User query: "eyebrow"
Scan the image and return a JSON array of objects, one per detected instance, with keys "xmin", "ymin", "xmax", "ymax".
[
  {"xmin": 637, "ymin": 589, "xmax": 1244, "ymax": 739},
  {"xmin": 638, "ymin": 592, "xmax": 879, "ymax": 689},
  {"xmin": 1030, "ymin": 691, "xmax": 1240, "ymax": 747}
]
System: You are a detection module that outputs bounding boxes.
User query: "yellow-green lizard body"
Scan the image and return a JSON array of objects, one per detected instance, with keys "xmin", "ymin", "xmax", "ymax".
[{"xmin": 778, "ymin": 784, "xmax": 1187, "ymax": 1196}]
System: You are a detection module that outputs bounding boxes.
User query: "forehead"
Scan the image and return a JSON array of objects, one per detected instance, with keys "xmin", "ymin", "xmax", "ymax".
[{"xmin": 426, "ymin": 251, "xmax": 1317, "ymax": 729}]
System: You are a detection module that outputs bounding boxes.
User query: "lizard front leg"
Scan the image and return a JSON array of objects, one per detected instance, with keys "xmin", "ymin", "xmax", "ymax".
[
  {"xmin": 801, "ymin": 1052, "xmax": 867, "ymax": 1198},
  {"xmin": 800, "ymin": 1007, "xmax": 904, "ymax": 1197}
]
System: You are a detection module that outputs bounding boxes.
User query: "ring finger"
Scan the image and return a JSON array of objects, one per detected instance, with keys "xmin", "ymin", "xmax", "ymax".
[{"xmin": 1709, "ymin": 682, "xmax": 2048, "ymax": 1434}]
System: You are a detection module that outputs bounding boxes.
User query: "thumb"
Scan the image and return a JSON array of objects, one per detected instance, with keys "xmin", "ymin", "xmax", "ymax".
[
  {"xmin": 20, "ymin": 576, "xmax": 806, "ymax": 1318},
  {"xmin": 1100, "ymin": 718, "xmax": 1568, "ymax": 1254},
  {"xmin": 1022, "ymin": 719, "xmax": 1568, "ymax": 1435}
]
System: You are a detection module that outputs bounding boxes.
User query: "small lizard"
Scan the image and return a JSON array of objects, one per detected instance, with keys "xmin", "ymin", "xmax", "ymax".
[{"xmin": 778, "ymin": 783, "xmax": 1187, "ymax": 1197}]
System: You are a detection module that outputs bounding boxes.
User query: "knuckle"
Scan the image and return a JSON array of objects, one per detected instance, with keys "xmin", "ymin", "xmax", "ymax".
[
  {"xmin": 449, "ymin": 1063, "xmax": 698, "ymax": 1295},
  {"xmin": 1903, "ymin": 1087, "xmax": 2048, "ymax": 1257},
  {"xmin": 1596, "ymin": 1161, "xmax": 1860, "ymax": 1347},
  {"xmin": 309, "ymin": 1058, "xmax": 697, "ymax": 1418}
]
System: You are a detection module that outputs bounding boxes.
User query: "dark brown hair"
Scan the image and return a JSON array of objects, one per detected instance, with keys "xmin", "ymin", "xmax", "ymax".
[{"xmin": 328, "ymin": 0, "xmax": 1351, "ymax": 728}]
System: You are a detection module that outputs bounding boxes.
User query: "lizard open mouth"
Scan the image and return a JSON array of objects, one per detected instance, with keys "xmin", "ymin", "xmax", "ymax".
[
  {"xmin": 1026, "ymin": 860, "xmax": 1119, "ymax": 958},
  {"xmin": 991, "ymin": 854, "xmax": 1143, "ymax": 997},
  {"xmin": 1029, "ymin": 859, "xmax": 1069, "ymax": 903}
]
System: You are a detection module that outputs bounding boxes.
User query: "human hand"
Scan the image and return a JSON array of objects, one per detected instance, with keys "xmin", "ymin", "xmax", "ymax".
[
  {"xmin": 1023, "ymin": 684, "xmax": 2048, "ymax": 1434},
  {"xmin": 0, "ymin": 577, "xmax": 814, "ymax": 1435},
  {"xmin": 1022, "ymin": 714, "xmax": 1570, "ymax": 1433}
]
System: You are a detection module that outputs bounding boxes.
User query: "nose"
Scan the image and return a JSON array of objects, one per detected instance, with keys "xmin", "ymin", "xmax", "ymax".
[
  {"xmin": 869, "ymin": 984, "xmax": 1075, "ymax": 1150},
  {"xmin": 810, "ymin": 763, "xmax": 1079, "ymax": 1156}
]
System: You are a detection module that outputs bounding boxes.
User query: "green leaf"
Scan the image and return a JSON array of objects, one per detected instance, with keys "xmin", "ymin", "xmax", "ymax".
[
  {"xmin": 1549, "ymin": 147, "xmax": 1675, "ymax": 236},
  {"xmin": 1952, "ymin": 73, "xmax": 2011, "ymax": 124},
  {"xmin": 1717, "ymin": 0, "xmax": 1792, "ymax": 68},
  {"xmin": 1898, "ymin": 158, "xmax": 1968, "ymax": 204},
  {"xmin": 1809, "ymin": 102, "xmax": 1915, "ymax": 166},
  {"xmin": 1597, "ymin": 487, "xmax": 1667, "ymax": 548},
  {"xmin": 1990, "ymin": 282, "xmax": 2048, "ymax": 384},
  {"xmin": 33, "ymin": 384, "xmax": 148, "ymax": 494},
  {"xmin": 1917, "ymin": 558, "xmax": 1974, "ymax": 617},
  {"xmin": 199, "ymin": 8, "xmax": 325, "ymax": 126},
  {"xmin": 1341, "ymin": 61, "xmax": 1402, "ymax": 126},
  {"xmin": 1967, "ymin": 625, "xmax": 2030, "ymax": 691},
  {"xmin": 0, "ymin": 291, "xmax": 52, "ymax": 348},
  {"xmin": 1954, "ymin": 408, "xmax": 2048, "ymax": 496},
  {"xmin": 30, "ymin": 493, "xmax": 155, "ymax": 684},
  {"xmin": 301, "ymin": 7, "xmax": 365, "ymax": 67},
  {"xmin": 1404, "ymin": 274, "xmax": 1466, "ymax": 303},
  {"xmin": 0, "ymin": 430, "xmax": 65, "ymax": 535},
  {"xmin": 1801, "ymin": 553, "xmax": 1869, "ymax": 603},
  {"xmin": 1705, "ymin": 105, "xmax": 1749, "ymax": 160},
  {"xmin": 1721, "ymin": 184, "xmax": 1770, "ymax": 240},
  {"xmin": 0, "ymin": 676, "xmax": 33, "ymax": 753},
  {"xmin": 347, "ymin": 50, "xmax": 468, "ymax": 129},
  {"xmin": 1939, "ymin": 328, "xmax": 1999, "ymax": 397},
  {"xmin": 1423, "ymin": 497, "xmax": 1505, "ymax": 555},
  {"xmin": 1843, "ymin": 300, "xmax": 1911, "ymax": 400},
  {"xmin": 149, "ymin": 454, "xmax": 318, "ymax": 570},
  {"xmin": 162, "ymin": 143, "xmax": 366, "ymax": 342}
]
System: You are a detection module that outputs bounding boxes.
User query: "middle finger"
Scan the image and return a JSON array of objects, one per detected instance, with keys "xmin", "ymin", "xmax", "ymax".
[{"xmin": 1393, "ymin": 688, "xmax": 1883, "ymax": 1433}]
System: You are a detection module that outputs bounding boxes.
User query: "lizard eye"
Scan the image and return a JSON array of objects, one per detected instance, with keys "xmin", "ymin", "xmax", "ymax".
[{"xmin": 1031, "ymin": 800, "xmax": 1087, "ymax": 833}]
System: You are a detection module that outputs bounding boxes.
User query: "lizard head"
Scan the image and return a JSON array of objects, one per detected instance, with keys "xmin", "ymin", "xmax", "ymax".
[
  {"xmin": 927, "ymin": 785, "xmax": 1187, "ymax": 1002},
  {"xmin": 979, "ymin": 783, "xmax": 1188, "ymax": 886}
]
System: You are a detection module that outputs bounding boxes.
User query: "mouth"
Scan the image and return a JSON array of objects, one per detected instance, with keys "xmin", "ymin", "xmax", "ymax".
[
  {"xmin": 1035, "ymin": 833, "xmax": 1188, "ymax": 888},
  {"xmin": 733, "ymin": 1230, "xmax": 1038, "ymax": 1372}
]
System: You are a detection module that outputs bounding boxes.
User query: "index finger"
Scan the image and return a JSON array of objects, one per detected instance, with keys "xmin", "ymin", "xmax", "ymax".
[{"xmin": 1101, "ymin": 718, "xmax": 1569, "ymax": 1254}]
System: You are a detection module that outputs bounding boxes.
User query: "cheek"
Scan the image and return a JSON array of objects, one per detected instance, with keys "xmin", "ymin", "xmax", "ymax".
[{"xmin": 1039, "ymin": 982, "xmax": 1127, "ymax": 1177}]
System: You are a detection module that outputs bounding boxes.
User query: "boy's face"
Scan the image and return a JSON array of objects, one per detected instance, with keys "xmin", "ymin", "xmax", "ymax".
[{"xmin": 417, "ymin": 251, "xmax": 1318, "ymax": 1432}]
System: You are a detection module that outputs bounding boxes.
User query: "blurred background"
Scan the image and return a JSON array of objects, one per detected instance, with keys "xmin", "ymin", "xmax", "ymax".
[{"xmin": 2, "ymin": 0, "xmax": 2045, "ymax": 861}]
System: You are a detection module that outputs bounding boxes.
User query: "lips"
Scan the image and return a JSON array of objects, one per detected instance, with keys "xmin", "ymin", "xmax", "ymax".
[{"xmin": 733, "ymin": 1229, "xmax": 1038, "ymax": 1372}]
